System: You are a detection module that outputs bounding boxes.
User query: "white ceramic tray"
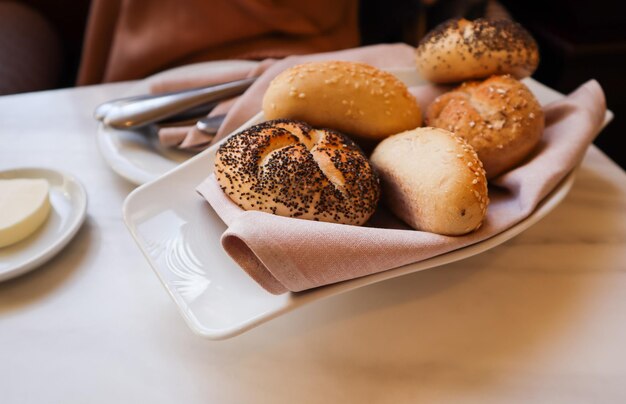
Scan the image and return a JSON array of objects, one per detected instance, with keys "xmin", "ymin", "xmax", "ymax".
[{"xmin": 122, "ymin": 69, "xmax": 609, "ymax": 340}]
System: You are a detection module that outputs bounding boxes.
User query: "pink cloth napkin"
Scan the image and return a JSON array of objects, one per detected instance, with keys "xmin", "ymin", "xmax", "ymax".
[
  {"xmin": 148, "ymin": 44, "xmax": 419, "ymax": 150},
  {"xmin": 196, "ymin": 79, "xmax": 607, "ymax": 294},
  {"xmin": 147, "ymin": 43, "xmax": 606, "ymax": 294}
]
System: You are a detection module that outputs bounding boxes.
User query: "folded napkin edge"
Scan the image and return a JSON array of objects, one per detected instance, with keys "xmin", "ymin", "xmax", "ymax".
[{"xmin": 221, "ymin": 233, "xmax": 288, "ymax": 295}]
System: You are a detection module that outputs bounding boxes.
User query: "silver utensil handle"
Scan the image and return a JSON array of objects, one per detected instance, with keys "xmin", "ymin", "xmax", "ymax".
[
  {"xmin": 102, "ymin": 77, "xmax": 256, "ymax": 129},
  {"xmin": 94, "ymin": 81, "xmax": 243, "ymax": 121},
  {"xmin": 196, "ymin": 114, "xmax": 227, "ymax": 135}
]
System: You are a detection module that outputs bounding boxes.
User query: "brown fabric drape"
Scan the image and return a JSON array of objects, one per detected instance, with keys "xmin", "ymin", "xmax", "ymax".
[{"xmin": 77, "ymin": 0, "xmax": 359, "ymax": 85}]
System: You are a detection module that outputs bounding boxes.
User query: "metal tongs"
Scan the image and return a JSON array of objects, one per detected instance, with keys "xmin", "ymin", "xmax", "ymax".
[{"xmin": 94, "ymin": 76, "xmax": 257, "ymax": 131}]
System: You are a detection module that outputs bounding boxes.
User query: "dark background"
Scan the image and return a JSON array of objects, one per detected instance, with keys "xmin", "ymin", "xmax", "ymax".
[
  {"xmin": 360, "ymin": 0, "xmax": 626, "ymax": 170},
  {"xmin": 5, "ymin": 0, "xmax": 626, "ymax": 170},
  {"xmin": 6, "ymin": 0, "xmax": 91, "ymax": 90}
]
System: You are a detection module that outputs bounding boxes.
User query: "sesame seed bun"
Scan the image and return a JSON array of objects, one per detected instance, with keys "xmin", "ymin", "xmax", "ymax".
[
  {"xmin": 262, "ymin": 61, "xmax": 422, "ymax": 141},
  {"xmin": 370, "ymin": 127, "xmax": 488, "ymax": 236},
  {"xmin": 416, "ymin": 18, "xmax": 539, "ymax": 84},
  {"xmin": 214, "ymin": 119, "xmax": 380, "ymax": 226},
  {"xmin": 426, "ymin": 75, "xmax": 544, "ymax": 179}
]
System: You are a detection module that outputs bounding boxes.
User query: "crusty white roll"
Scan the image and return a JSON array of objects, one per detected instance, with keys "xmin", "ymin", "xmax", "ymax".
[
  {"xmin": 415, "ymin": 18, "xmax": 539, "ymax": 84},
  {"xmin": 426, "ymin": 74, "xmax": 544, "ymax": 179},
  {"xmin": 262, "ymin": 61, "xmax": 422, "ymax": 140},
  {"xmin": 370, "ymin": 127, "xmax": 488, "ymax": 236},
  {"xmin": 215, "ymin": 119, "xmax": 380, "ymax": 225}
]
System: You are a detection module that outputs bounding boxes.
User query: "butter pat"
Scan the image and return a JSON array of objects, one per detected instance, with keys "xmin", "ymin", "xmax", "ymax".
[{"xmin": 0, "ymin": 179, "xmax": 51, "ymax": 247}]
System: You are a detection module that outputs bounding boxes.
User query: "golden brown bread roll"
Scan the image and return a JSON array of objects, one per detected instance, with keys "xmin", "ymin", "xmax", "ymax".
[
  {"xmin": 370, "ymin": 127, "xmax": 488, "ymax": 236},
  {"xmin": 215, "ymin": 119, "xmax": 380, "ymax": 225},
  {"xmin": 415, "ymin": 18, "xmax": 539, "ymax": 84},
  {"xmin": 426, "ymin": 74, "xmax": 544, "ymax": 179},
  {"xmin": 262, "ymin": 61, "xmax": 422, "ymax": 141}
]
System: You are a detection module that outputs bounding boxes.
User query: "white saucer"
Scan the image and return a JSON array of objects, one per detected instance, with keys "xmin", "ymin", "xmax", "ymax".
[
  {"xmin": 97, "ymin": 123, "xmax": 193, "ymax": 186},
  {"xmin": 0, "ymin": 168, "xmax": 88, "ymax": 281},
  {"xmin": 96, "ymin": 60, "xmax": 260, "ymax": 186}
]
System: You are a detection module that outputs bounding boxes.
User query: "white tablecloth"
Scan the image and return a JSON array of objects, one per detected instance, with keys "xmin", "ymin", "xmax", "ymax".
[{"xmin": 1, "ymin": 84, "xmax": 626, "ymax": 403}]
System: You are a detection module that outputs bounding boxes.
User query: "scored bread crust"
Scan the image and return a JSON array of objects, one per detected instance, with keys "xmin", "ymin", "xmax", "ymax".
[
  {"xmin": 262, "ymin": 61, "xmax": 422, "ymax": 140},
  {"xmin": 370, "ymin": 127, "xmax": 489, "ymax": 236},
  {"xmin": 416, "ymin": 18, "xmax": 539, "ymax": 84},
  {"xmin": 214, "ymin": 119, "xmax": 380, "ymax": 225},
  {"xmin": 426, "ymin": 74, "xmax": 544, "ymax": 179}
]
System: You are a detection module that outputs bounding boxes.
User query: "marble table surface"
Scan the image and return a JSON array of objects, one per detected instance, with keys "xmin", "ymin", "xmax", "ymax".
[{"xmin": 1, "ymin": 83, "xmax": 626, "ymax": 403}]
